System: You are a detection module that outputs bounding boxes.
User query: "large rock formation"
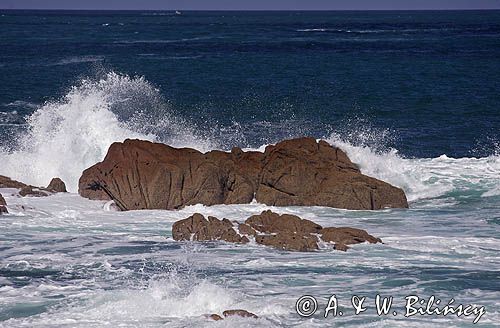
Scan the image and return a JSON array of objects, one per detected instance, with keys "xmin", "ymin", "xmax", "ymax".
[
  {"xmin": 172, "ymin": 210, "xmax": 382, "ymax": 252},
  {"xmin": 0, "ymin": 193, "xmax": 7, "ymax": 214},
  {"xmin": 79, "ymin": 137, "xmax": 408, "ymax": 211}
]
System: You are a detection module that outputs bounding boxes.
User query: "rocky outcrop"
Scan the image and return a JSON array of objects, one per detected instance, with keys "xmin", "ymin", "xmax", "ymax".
[
  {"xmin": 0, "ymin": 175, "xmax": 28, "ymax": 189},
  {"xmin": 46, "ymin": 178, "xmax": 67, "ymax": 193},
  {"xmin": 321, "ymin": 227, "xmax": 383, "ymax": 251},
  {"xmin": 19, "ymin": 187, "xmax": 50, "ymax": 197},
  {"xmin": 172, "ymin": 213, "xmax": 249, "ymax": 243},
  {"xmin": 79, "ymin": 137, "xmax": 408, "ymax": 211},
  {"xmin": 172, "ymin": 210, "xmax": 382, "ymax": 252},
  {"xmin": 0, "ymin": 175, "xmax": 67, "ymax": 197},
  {"xmin": 0, "ymin": 193, "xmax": 7, "ymax": 214},
  {"xmin": 208, "ymin": 309, "xmax": 258, "ymax": 321}
]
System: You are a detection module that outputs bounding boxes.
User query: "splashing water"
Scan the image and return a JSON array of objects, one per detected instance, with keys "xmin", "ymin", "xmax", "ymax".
[
  {"xmin": 326, "ymin": 132, "xmax": 500, "ymax": 202},
  {"xmin": 0, "ymin": 72, "xmax": 214, "ymax": 192}
]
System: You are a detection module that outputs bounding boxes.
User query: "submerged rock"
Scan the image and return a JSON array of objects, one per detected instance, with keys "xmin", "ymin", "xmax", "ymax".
[
  {"xmin": 321, "ymin": 227, "xmax": 383, "ymax": 251},
  {"xmin": 0, "ymin": 193, "xmax": 7, "ymax": 214},
  {"xmin": 207, "ymin": 310, "xmax": 258, "ymax": 321},
  {"xmin": 223, "ymin": 309, "xmax": 258, "ymax": 318},
  {"xmin": 19, "ymin": 186, "xmax": 50, "ymax": 197},
  {"xmin": 172, "ymin": 210, "xmax": 382, "ymax": 252},
  {"xmin": 79, "ymin": 137, "xmax": 408, "ymax": 211}
]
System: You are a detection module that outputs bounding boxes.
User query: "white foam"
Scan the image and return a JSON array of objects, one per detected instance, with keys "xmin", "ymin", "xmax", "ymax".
[
  {"xmin": 326, "ymin": 133, "xmax": 500, "ymax": 202},
  {"xmin": 0, "ymin": 72, "xmax": 214, "ymax": 192}
]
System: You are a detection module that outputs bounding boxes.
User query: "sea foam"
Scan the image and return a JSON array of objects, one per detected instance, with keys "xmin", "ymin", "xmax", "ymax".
[{"xmin": 0, "ymin": 72, "xmax": 213, "ymax": 192}]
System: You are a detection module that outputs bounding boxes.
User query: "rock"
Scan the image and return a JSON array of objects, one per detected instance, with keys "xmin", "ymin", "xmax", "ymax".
[
  {"xmin": 237, "ymin": 223, "xmax": 257, "ymax": 236},
  {"xmin": 0, "ymin": 193, "xmax": 7, "ymax": 214},
  {"xmin": 19, "ymin": 187, "xmax": 50, "ymax": 197},
  {"xmin": 246, "ymin": 210, "xmax": 322, "ymax": 251},
  {"xmin": 223, "ymin": 309, "xmax": 258, "ymax": 319},
  {"xmin": 0, "ymin": 175, "xmax": 29, "ymax": 189},
  {"xmin": 245, "ymin": 210, "xmax": 322, "ymax": 234},
  {"xmin": 46, "ymin": 178, "xmax": 67, "ymax": 193},
  {"xmin": 172, "ymin": 210, "xmax": 382, "ymax": 253},
  {"xmin": 0, "ymin": 175, "xmax": 66, "ymax": 197},
  {"xmin": 207, "ymin": 310, "xmax": 258, "ymax": 321},
  {"xmin": 79, "ymin": 137, "xmax": 408, "ymax": 210},
  {"xmin": 256, "ymin": 138, "xmax": 408, "ymax": 210},
  {"xmin": 255, "ymin": 232, "xmax": 319, "ymax": 252},
  {"xmin": 321, "ymin": 227, "xmax": 383, "ymax": 251},
  {"xmin": 208, "ymin": 314, "xmax": 223, "ymax": 321},
  {"xmin": 172, "ymin": 213, "xmax": 249, "ymax": 244}
]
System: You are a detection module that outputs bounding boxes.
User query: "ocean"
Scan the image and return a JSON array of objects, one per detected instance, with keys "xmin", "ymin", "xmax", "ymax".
[{"xmin": 0, "ymin": 10, "xmax": 499, "ymax": 327}]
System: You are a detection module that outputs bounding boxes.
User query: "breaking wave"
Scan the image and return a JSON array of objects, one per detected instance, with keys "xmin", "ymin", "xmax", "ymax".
[
  {"xmin": 0, "ymin": 72, "xmax": 214, "ymax": 192},
  {"xmin": 0, "ymin": 71, "xmax": 498, "ymax": 202},
  {"xmin": 326, "ymin": 132, "xmax": 500, "ymax": 202}
]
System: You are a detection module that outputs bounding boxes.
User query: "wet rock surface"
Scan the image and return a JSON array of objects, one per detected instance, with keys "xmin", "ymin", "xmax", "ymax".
[
  {"xmin": 46, "ymin": 178, "xmax": 67, "ymax": 193},
  {"xmin": 207, "ymin": 309, "xmax": 259, "ymax": 321},
  {"xmin": 79, "ymin": 137, "xmax": 408, "ymax": 211},
  {"xmin": 0, "ymin": 176, "xmax": 68, "ymax": 198},
  {"xmin": 172, "ymin": 213, "xmax": 249, "ymax": 244},
  {"xmin": 0, "ymin": 175, "xmax": 29, "ymax": 189},
  {"xmin": 172, "ymin": 210, "xmax": 382, "ymax": 252},
  {"xmin": 0, "ymin": 193, "xmax": 7, "ymax": 214}
]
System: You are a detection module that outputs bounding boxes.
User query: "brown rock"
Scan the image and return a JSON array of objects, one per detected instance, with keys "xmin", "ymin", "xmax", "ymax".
[
  {"xmin": 208, "ymin": 314, "xmax": 223, "ymax": 321},
  {"xmin": 222, "ymin": 309, "xmax": 258, "ymax": 319},
  {"xmin": 255, "ymin": 232, "xmax": 319, "ymax": 252},
  {"xmin": 256, "ymin": 138, "xmax": 408, "ymax": 210},
  {"xmin": 19, "ymin": 187, "xmax": 49, "ymax": 197},
  {"xmin": 46, "ymin": 178, "xmax": 67, "ymax": 193},
  {"xmin": 320, "ymin": 227, "xmax": 383, "ymax": 252},
  {"xmin": 334, "ymin": 243, "xmax": 349, "ymax": 252},
  {"xmin": 321, "ymin": 227, "xmax": 382, "ymax": 245},
  {"xmin": 172, "ymin": 211, "xmax": 382, "ymax": 253},
  {"xmin": 172, "ymin": 213, "xmax": 249, "ymax": 243},
  {"xmin": 237, "ymin": 223, "xmax": 257, "ymax": 236},
  {"xmin": 79, "ymin": 138, "xmax": 408, "ymax": 210},
  {"xmin": 78, "ymin": 140, "xmax": 263, "ymax": 210},
  {"xmin": 0, "ymin": 175, "xmax": 29, "ymax": 189},
  {"xmin": 245, "ymin": 210, "xmax": 322, "ymax": 234},
  {"xmin": 0, "ymin": 193, "xmax": 7, "ymax": 214}
]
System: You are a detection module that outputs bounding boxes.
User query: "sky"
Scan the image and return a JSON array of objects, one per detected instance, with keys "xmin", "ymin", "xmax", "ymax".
[{"xmin": 0, "ymin": 0, "xmax": 500, "ymax": 10}]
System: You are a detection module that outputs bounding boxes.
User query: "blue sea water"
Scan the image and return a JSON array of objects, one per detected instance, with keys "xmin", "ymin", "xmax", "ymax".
[{"xmin": 0, "ymin": 10, "xmax": 499, "ymax": 327}]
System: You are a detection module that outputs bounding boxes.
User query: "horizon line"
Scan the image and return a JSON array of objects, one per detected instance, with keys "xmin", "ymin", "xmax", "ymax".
[{"xmin": 1, "ymin": 8, "xmax": 500, "ymax": 11}]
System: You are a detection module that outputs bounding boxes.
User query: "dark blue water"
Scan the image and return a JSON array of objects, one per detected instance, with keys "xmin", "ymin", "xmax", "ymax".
[{"xmin": 1, "ymin": 10, "xmax": 499, "ymax": 158}]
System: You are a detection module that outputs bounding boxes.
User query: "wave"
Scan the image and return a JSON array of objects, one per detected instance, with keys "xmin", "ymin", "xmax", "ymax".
[
  {"xmin": 0, "ymin": 72, "xmax": 214, "ymax": 192},
  {"xmin": 0, "ymin": 71, "xmax": 498, "ymax": 203},
  {"xmin": 4, "ymin": 100, "xmax": 38, "ymax": 109},
  {"xmin": 113, "ymin": 36, "xmax": 217, "ymax": 45},
  {"xmin": 326, "ymin": 133, "xmax": 500, "ymax": 202},
  {"xmin": 53, "ymin": 56, "xmax": 105, "ymax": 66}
]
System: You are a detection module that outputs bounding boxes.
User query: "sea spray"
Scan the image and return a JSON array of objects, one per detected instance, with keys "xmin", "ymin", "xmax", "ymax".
[
  {"xmin": 326, "ymin": 132, "xmax": 500, "ymax": 202},
  {"xmin": 0, "ymin": 72, "xmax": 214, "ymax": 192}
]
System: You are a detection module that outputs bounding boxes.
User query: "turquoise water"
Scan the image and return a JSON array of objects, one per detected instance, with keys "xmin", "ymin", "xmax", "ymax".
[{"xmin": 0, "ymin": 10, "xmax": 499, "ymax": 327}]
